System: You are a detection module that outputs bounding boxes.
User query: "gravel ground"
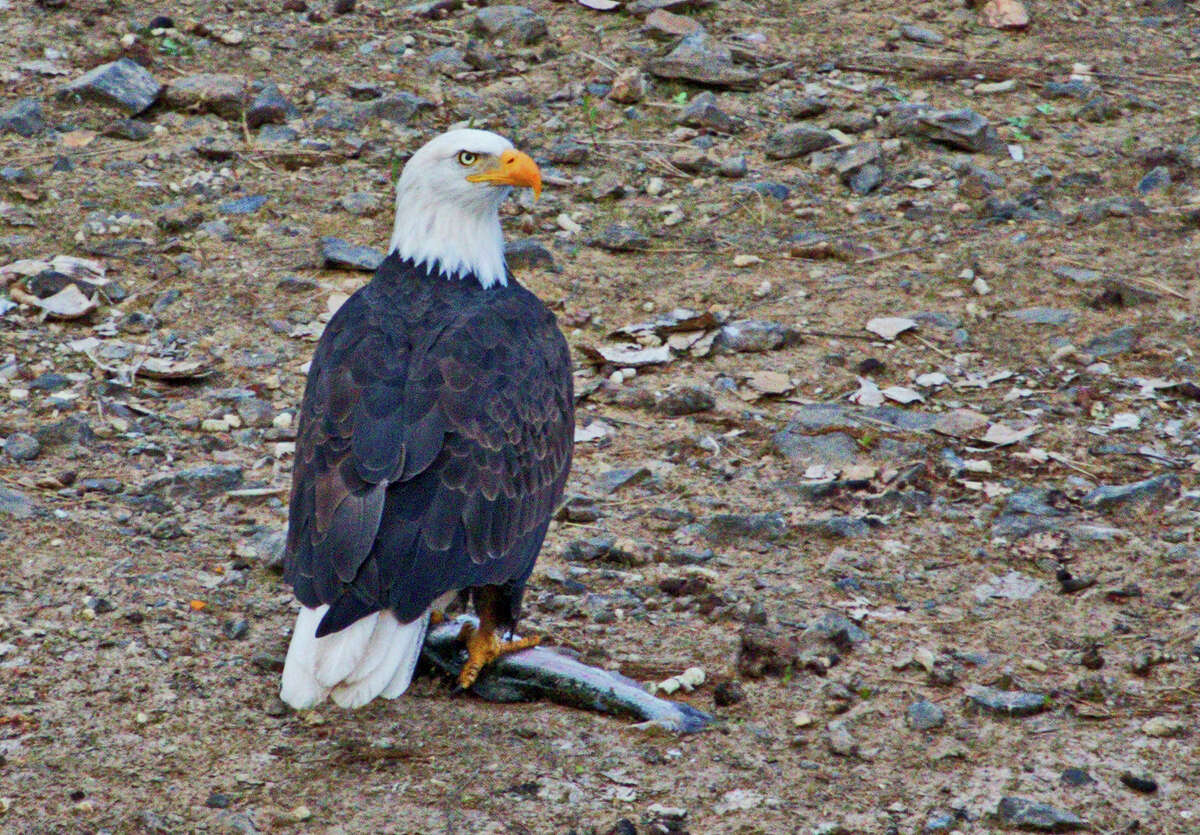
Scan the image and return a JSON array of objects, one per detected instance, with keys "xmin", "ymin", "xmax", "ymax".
[{"xmin": 1, "ymin": 0, "xmax": 1198, "ymax": 832}]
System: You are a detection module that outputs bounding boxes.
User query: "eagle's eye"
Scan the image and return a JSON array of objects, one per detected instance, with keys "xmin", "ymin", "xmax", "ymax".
[{"xmin": 457, "ymin": 151, "xmax": 478, "ymax": 166}]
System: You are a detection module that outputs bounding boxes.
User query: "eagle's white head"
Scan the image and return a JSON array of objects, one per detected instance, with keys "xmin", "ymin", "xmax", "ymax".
[{"xmin": 387, "ymin": 128, "xmax": 542, "ymax": 289}]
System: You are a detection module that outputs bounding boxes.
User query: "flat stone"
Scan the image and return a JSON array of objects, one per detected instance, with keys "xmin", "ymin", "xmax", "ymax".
[
  {"xmin": 1060, "ymin": 768, "xmax": 1095, "ymax": 787},
  {"xmin": 320, "ymin": 237, "xmax": 385, "ymax": 271},
  {"xmin": 1052, "ymin": 265, "xmax": 1103, "ymax": 284},
  {"xmin": 473, "ymin": 5, "xmax": 548, "ymax": 44},
  {"xmin": 0, "ymin": 98, "xmax": 46, "ymax": 137},
  {"xmin": 140, "ymin": 465, "xmax": 244, "ymax": 498},
  {"xmin": 504, "ymin": 238, "xmax": 556, "ymax": 271},
  {"xmin": 1041, "ymin": 80, "xmax": 1100, "ymax": 100},
  {"xmin": 247, "ymin": 82, "xmax": 298, "ymax": 129},
  {"xmin": 715, "ymin": 319, "xmax": 801, "ymax": 352},
  {"xmin": 995, "ymin": 797, "xmax": 1087, "ymax": 832},
  {"xmin": 642, "ymin": 8, "xmax": 704, "ymax": 38},
  {"xmin": 58, "ymin": 58, "xmax": 163, "ymax": 115},
  {"xmin": 608, "ymin": 67, "xmax": 647, "ymax": 104},
  {"xmin": 359, "ymin": 92, "xmax": 434, "ymax": 125},
  {"xmin": 679, "ymin": 91, "xmax": 744, "ymax": 133},
  {"xmin": 1005, "ymin": 307, "xmax": 1076, "ymax": 325},
  {"xmin": 647, "ymin": 32, "xmax": 758, "ymax": 90},
  {"xmin": 1084, "ymin": 325, "xmax": 1138, "ymax": 356},
  {"xmin": 628, "ymin": 0, "xmax": 714, "ymax": 15},
  {"xmin": 218, "ymin": 194, "xmax": 268, "ymax": 215},
  {"xmin": 966, "ymin": 685, "xmax": 1047, "ymax": 717},
  {"xmin": 1137, "ymin": 165, "xmax": 1171, "ymax": 194},
  {"xmin": 597, "ymin": 467, "xmax": 652, "ymax": 492},
  {"xmin": 765, "ymin": 123, "xmax": 837, "ymax": 159},
  {"xmin": 4, "ymin": 432, "xmax": 40, "ymax": 461},
  {"xmin": 786, "ymin": 96, "xmax": 828, "ymax": 119},
  {"xmin": 906, "ymin": 700, "xmax": 946, "ymax": 730},
  {"xmin": 901, "ymin": 24, "xmax": 945, "ymax": 44},
  {"xmin": 704, "ymin": 512, "xmax": 786, "ymax": 543},
  {"xmin": 0, "ymin": 487, "xmax": 37, "ymax": 519},
  {"xmin": 656, "ymin": 386, "xmax": 715, "ymax": 416},
  {"xmin": 103, "ymin": 118, "xmax": 153, "ymax": 141},
  {"xmin": 1083, "ymin": 474, "xmax": 1179, "ymax": 510},
  {"xmin": 591, "ymin": 224, "xmax": 650, "ymax": 252},
  {"xmin": 163, "ymin": 74, "xmax": 249, "ymax": 120},
  {"xmin": 889, "ymin": 104, "xmax": 1002, "ymax": 154},
  {"xmin": 338, "ymin": 192, "xmax": 382, "ymax": 217},
  {"xmin": 804, "ymin": 612, "xmax": 870, "ymax": 647}
]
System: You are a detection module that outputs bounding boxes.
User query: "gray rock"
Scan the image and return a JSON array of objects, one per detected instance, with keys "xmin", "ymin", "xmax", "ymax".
[
  {"xmin": 786, "ymin": 95, "xmax": 828, "ymax": 119},
  {"xmin": 800, "ymin": 516, "xmax": 882, "ymax": 538},
  {"xmin": 995, "ymin": 797, "xmax": 1087, "ymax": 831},
  {"xmin": 718, "ymin": 156, "xmax": 748, "ymax": 178},
  {"xmin": 0, "ymin": 98, "xmax": 46, "ymax": 137},
  {"xmin": 597, "ymin": 467, "xmax": 652, "ymax": 493},
  {"xmin": 1075, "ymin": 97, "xmax": 1119, "ymax": 123},
  {"xmin": 924, "ymin": 810, "xmax": 960, "ymax": 833},
  {"xmin": 59, "ymin": 58, "xmax": 163, "ymax": 115},
  {"xmin": 1084, "ymin": 325, "xmax": 1138, "ymax": 356},
  {"xmin": 473, "ymin": 5, "xmax": 548, "ymax": 44},
  {"xmin": 656, "ymin": 386, "xmax": 715, "ymax": 416},
  {"xmin": 804, "ymin": 612, "xmax": 870, "ymax": 647},
  {"xmin": 703, "ymin": 512, "xmax": 787, "ymax": 543},
  {"xmin": 1060, "ymin": 768, "xmax": 1095, "ymax": 787},
  {"xmin": 1040, "ymin": 80, "xmax": 1099, "ymax": 100},
  {"xmin": 320, "ymin": 237, "xmax": 385, "ymax": 271},
  {"xmin": 890, "ymin": 105, "xmax": 1002, "ymax": 154},
  {"xmin": 679, "ymin": 91, "xmax": 745, "ymax": 133},
  {"xmin": 235, "ymin": 398, "xmax": 275, "ymax": 428},
  {"xmin": 0, "ymin": 487, "xmax": 37, "ymax": 519},
  {"xmin": 218, "ymin": 195, "xmax": 267, "ymax": 215},
  {"xmin": 248, "ymin": 528, "xmax": 286, "ymax": 570},
  {"xmin": 103, "ymin": 118, "xmax": 153, "ymax": 141},
  {"xmin": 715, "ymin": 319, "xmax": 801, "ymax": 352},
  {"xmin": 966, "ymin": 685, "xmax": 1047, "ymax": 717},
  {"xmin": 825, "ymin": 720, "xmax": 859, "ymax": 757},
  {"xmin": 1005, "ymin": 307, "xmax": 1076, "ymax": 325},
  {"xmin": 140, "ymin": 465, "xmax": 244, "ymax": 499},
  {"xmin": 1137, "ymin": 165, "xmax": 1171, "ymax": 194},
  {"xmin": 901, "ymin": 24, "xmax": 944, "ymax": 44},
  {"xmin": 1083, "ymin": 474, "xmax": 1179, "ymax": 510},
  {"xmin": 629, "ymin": 0, "xmax": 714, "ymax": 14},
  {"xmin": 359, "ymin": 92, "xmax": 434, "ymax": 125},
  {"xmin": 4, "ymin": 432, "xmax": 40, "ymax": 461},
  {"xmin": 907, "ymin": 700, "xmax": 946, "ymax": 730},
  {"xmin": 429, "ymin": 47, "xmax": 472, "ymax": 76},
  {"xmin": 764, "ymin": 123, "xmax": 837, "ymax": 159},
  {"xmin": 647, "ymin": 32, "xmax": 758, "ymax": 90},
  {"xmin": 199, "ymin": 219, "xmax": 234, "ymax": 241},
  {"xmin": 852, "ymin": 165, "xmax": 884, "ymax": 195},
  {"xmin": 247, "ymin": 83, "xmax": 298, "ymax": 129},
  {"xmin": 338, "ymin": 192, "xmax": 382, "ymax": 217},
  {"xmin": 163, "ymin": 74, "xmax": 249, "ymax": 120},
  {"xmin": 592, "ymin": 224, "xmax": 650, "ymax": 252},
  {"xmin": 504, "ymin": 238, "xmax": 556, "ymax": 271},
  {"xmin": 1052, "ymin": 265, "xmax": 1103, "ymax": 284}
]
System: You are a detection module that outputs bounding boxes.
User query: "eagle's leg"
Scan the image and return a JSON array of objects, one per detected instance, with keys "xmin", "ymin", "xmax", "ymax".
[{"xmin": 457, "ymin": 587, "xmax": 540, "ymax": 689}]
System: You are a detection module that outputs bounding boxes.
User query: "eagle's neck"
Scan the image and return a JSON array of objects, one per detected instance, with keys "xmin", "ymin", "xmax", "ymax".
[{"xmin": 386, "ymin": 183, "xmax": 508, "ymax": 289}]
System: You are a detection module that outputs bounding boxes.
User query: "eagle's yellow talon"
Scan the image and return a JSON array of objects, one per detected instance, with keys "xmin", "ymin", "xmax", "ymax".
[{"xmin": 457, "ymin": 624, "xmax": 541, "ymax": 689}]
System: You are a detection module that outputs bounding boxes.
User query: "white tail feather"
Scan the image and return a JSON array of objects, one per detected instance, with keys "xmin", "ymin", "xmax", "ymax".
[
  {"xmin": 279, "ymin": 605, "xmax": 430, "ymax": 710},
  {"xmin": 279, "ymin": 605, "xmax": 332, "ymax": 709},
  {"xmin": 380, "ymin": 613, "xmax": 429, "ymax": 699}
]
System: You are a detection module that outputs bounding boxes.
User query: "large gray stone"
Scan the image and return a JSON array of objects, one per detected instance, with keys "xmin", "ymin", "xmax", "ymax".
[
  {"xmin": 59, "ymin": 58, "xmax": 163, "ymax": 115},
  {"xmin": 320, "ymin": 237, "xmax": 385, "ymax": 271},
  {"xmin": 163, "ymin": 74, "xmax": 250, "ymax": 120},
  {"xmin": 764, "ymin": 123, "xmax": 837, "ymax": 159},
  {"xmin": 473, "ymin": 5, "xmax": 548, "ymax": 44},
  {"xmin": 246, "ymin": 83, "xmax": 298, "ymax": 129},
  {"xmin": 647, "ymin": 32, "xmax": 758, "ymax": 90},
  {"xmin": 995, "ymin": 797, "xmax": 1087, "ymax": 831},
  {"xmin": 1083, "ymin": 474, "xmax": 1179, "ymax": 510},
  {"xmin": 0, "ymin": 98, "xmax": 46, "ymax": 137}
]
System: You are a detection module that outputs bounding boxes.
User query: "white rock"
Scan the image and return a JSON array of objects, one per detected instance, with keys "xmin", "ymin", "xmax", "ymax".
[{"xmin": 865, "ymin": 316, "xmax": 917, "ymax": 341}]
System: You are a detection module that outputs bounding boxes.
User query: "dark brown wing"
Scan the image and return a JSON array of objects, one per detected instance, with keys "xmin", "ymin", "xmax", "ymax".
[{"xmin": 283, "ymin": 256, "xmax": 573, "ymax": 637}]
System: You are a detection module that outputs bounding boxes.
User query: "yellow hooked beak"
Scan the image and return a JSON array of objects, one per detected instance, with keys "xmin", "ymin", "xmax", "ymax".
[{"xmin": 466, "ymin": 149, "xmax": 542, "ymax": 199}]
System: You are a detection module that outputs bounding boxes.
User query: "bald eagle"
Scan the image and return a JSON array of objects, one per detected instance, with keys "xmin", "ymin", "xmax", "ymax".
[{"xmin": 280, "ymin": 129, "xmax": 574, "ymax": 709}]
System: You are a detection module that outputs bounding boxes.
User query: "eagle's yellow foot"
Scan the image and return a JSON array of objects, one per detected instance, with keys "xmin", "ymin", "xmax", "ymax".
[{"xmin": 457, "ymin": 623, "xmax": 541, "ymax": 689}]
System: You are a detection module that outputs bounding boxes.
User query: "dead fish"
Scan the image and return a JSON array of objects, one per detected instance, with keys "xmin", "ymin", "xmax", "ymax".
[{"xmin": 420, "ymin": 615, "xmax": 713, "ymax": 734}]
